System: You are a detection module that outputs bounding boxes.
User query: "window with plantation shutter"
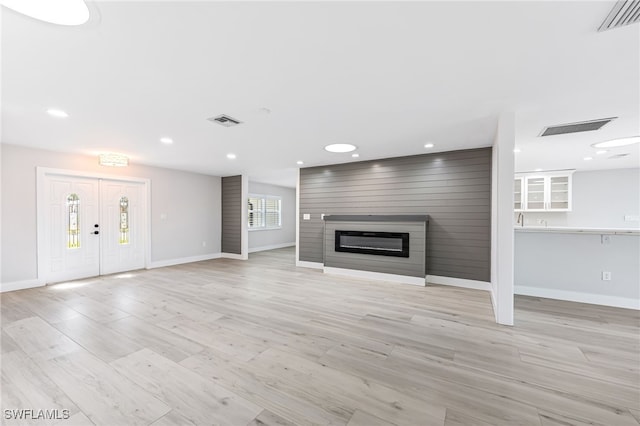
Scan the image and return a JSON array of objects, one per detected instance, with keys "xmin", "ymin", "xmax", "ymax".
[{"xmin": 248, "ymin": 194, "xmax": 281, "ymax": 230}]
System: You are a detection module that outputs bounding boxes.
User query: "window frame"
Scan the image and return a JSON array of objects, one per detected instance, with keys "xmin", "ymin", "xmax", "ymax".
[{"xmin": 248, "ymin": 194, "xmax": 282, "ymax": 231}]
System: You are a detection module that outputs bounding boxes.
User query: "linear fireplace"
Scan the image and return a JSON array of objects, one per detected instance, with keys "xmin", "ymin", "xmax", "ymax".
[{"xmin": 335, "ymin": 230, "xmax": 410, "ymax": 258}]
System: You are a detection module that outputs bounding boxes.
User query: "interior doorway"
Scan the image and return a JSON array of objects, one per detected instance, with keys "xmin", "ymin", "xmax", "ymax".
[{"xmin": 37, "ymin": 168, "xmax": 149, "ymax": 284}]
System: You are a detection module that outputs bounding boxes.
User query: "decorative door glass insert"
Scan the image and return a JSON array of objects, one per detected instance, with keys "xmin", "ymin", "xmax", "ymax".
[
  {"xmin": 119, "ymin": 196, "xmax": 129, "ymax": 244},
  {"xmin": 67, "ymin": 194, "xmax": 80, "ymax": 248}
]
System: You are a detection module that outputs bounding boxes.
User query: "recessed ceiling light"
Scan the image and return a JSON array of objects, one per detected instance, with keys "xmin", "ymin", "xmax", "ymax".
[
  {"xmin": 160, "ymin": 137, "xmax": 173, "ymax": 144},
  {"xmin": 424, "ymin": 143, "xmax": 434, "ymax": 149},
  {"xmin": 324, "ymin": 144, "xmax": 357, "ymax": 153},
  {"xmin": 47, "ymin": 108, "xmax": 68, "ymax": 118},
  {"xmin": 583, "ymin": 156, "xmax": 593, "ymax": 161},
  {"xmin": 296, "ymin": 160, "xmax": 304, "ymax": 165},
  {"xmin": 0, "ymin": 0, "xmax": 90, "ymax": 26},
  {"xmin": 513, "ymin": 148, "xmax": 521, "ymax": 153},
  {"xmin": 352, "ymin": 153, "xmax": 360, "ymax": 158},
  {"xmin": 535, "ymin": 168, "xmax": 543, "ymax": 172},
  {"xmin": 226, "ymin": 153, "xmax": 236, "ymax": 160},
  {"xmin": 596, "ymin": 150, "xmax": 608, "ymax": 155},
  {"xmin": 592, "ymin": 136, "xmax": 640, "ymax": 148}
]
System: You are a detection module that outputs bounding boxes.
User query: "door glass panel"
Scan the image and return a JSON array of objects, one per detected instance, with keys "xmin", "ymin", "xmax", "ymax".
[
  {"xmin": 119, "ymin": 196, "xmax": 129, "ymax": 244},
  {"xmin": 549, "ymin": 176, "xmax": 569, "ymax": 209},
  {"xmin": 514, "ymin": 178, "xmax": 522, "ymax": 210},
  {"xmin": 526, "ymin": 177, "xmax": 545, "ymax": 209},
  {"xmin": 67, "ymin": 194, "xmax": 80, "ymax": 248}
]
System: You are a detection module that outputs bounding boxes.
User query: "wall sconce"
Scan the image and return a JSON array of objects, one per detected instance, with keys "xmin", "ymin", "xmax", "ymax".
[{"xmin": 99, "ymin": 153, "xmax": 129, "ymax": 167}]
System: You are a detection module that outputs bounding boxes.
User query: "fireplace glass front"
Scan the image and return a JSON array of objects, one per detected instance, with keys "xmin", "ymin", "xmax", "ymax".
[{"xmin": 335, "ymin": 230, "xmax": 410, "ymax": 258}]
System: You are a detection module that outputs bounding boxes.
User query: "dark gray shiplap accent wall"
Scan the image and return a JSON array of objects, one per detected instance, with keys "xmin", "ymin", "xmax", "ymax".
[
  {"xmin": 221, "ymin": 175, "xmax": 242, "ymax": 254},
  {"xmin": 299, "ymin": 148, "xmax": 492, "ymax": 282}
]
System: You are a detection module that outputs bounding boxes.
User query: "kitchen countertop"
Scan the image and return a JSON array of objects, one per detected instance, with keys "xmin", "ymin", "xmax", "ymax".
[{"xmin": 514, "ymin": 226, "xmax": 640, "ymax": 235}]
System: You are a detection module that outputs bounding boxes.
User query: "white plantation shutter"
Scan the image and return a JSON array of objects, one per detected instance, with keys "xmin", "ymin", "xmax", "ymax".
[
  {"xmin": 248, "ymin": 197, "xmax": 265, "ymax": 229},
  {"xmin": 248, "ymin": 195, "xmax": 281, "ymax": 229},
  {"xmin": 265, "ymin": 197, "xmax": 281, "ymax": 228}
]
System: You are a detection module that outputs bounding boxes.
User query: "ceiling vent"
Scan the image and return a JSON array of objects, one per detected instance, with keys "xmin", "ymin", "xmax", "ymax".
[
  {"xmin": 539, "ymin": 117, "xmax": 617, "ymax": 137},
  {"xmin": 208, "ymin": 114, "xmax": 242, "ymax": 127},
  {"xmin": 598, "ymin": 0, "xmax": 640, "ymax": 32}
]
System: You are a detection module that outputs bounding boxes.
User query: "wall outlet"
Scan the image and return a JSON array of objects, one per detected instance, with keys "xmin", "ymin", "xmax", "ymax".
[
  {"xmin": 602, "ymin": 271, "xmax": 612, "ymax": 281},
  {"xmin": 624, "ymin": 215, "xmax": 640, "ymax": 222},
  {"xmin": 601, "ymin": 235, "xmax": 611, "ymax": 244},
  {"xmin": 202, "ymin": 241, "xmax": 207, "ymax": 247},
  {"xmin": 303, "ymin": 213, "xmax": 311, "ymax": 220}
]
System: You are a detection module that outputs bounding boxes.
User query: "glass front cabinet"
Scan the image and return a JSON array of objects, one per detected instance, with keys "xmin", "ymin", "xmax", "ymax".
[{"xmin": 514, "ymin": 171, "xmax": 573, "ymax": 212}]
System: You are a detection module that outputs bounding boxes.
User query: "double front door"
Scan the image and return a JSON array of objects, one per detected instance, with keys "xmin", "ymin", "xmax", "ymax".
[{"xmin": 40, "ymin": 172, "xmax": 147, "ymax": 283}]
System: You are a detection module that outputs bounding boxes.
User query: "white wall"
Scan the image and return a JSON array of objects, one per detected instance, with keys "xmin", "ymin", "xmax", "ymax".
[
  {"xmin": 515, "ymin": 232, "xmax": 639, "ymax": 309},
  {"xmin": 248, "ymin": 181, "xmax": 295, "ymax": 253},
  {"xmin": 1, "ymin": 144, "xmax": 221, "ymax": 284},
  {"xmin": 517, "ymin": 168, "xmax": 640, "ymax": 228}
]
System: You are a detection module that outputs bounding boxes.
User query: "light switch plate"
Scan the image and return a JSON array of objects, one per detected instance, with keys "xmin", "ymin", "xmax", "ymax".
[{"xmin": 303, "ymin": 214, "xmax": 310, "ymax": 220}]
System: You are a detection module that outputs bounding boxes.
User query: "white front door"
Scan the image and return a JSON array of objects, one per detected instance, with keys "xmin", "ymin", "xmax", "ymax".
[
  {"xmin": 44, "ymin": 175, "xmax": 101, "ymax": 283},
  {"xmin": 40, "ymin": 172, "xmax": 148, "ymax": 283},
  {"xmin": 100, "ymin": 180, "xmax": 145, "ymax": 275}
]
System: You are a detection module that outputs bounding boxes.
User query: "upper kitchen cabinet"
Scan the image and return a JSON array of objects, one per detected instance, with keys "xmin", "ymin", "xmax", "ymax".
[{"xmin": 515, "ymin": 171, "xmax": 573, "ymax": 212}]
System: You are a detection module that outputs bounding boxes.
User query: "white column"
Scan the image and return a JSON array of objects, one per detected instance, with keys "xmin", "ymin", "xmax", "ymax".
[
  {"xmin": 240, "ymin": 174, "xmax": 249, "ymax": 260},
  {"xmin": 491, "ymin": 112, "xmax": 515, "ymax": 325}
]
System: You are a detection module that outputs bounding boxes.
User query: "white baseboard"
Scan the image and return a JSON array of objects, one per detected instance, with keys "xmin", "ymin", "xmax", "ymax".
[
  {"xmin": 249, "ymin": 242, "xmax": 295, "ymax": 254},
  {"xmin": 148, "ymin": 253, "xmax": 222, "ymax": 269},
  {"xmin": 220, "ymin": 253, "xmax": 248, "ymax": 260},
  {"xmin": 516, "ymin": 286, "xmax": 640, "ymax": 310},
  {"xmin": 426, "ymin": 275, "xmax": 492, "ymax": 292},
  {"xmin": 324, "ymin": 266, "xmax": 425, "ymax": 286},
  {"xmin": 0, "ymin": 278, "xmax": 45, "ymax": 293},
  {"xmin": 296, "ymin": 260, "xmax": 324, "ymax": 269}
]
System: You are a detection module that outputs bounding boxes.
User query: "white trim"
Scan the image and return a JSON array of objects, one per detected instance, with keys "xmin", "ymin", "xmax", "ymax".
[
  {"xmin": 516, "ymin": 286, "xmax": 640, "ymax": 310},
  {"xmin": 295, "ymin": 168, "xmax": 300, "ymax": 265},
  {"xmin": 1, "ymin": 278, "xmax": 45, "ymax": 293},
  {"xmin": 221, "ymin": 253, "xmax": 246, "ymax": 260},
  {"xmin": 249, "ymin": 242, "xmax": 295, "ymax": 253},
  {"xmin": 324, "ymin": 266, "xmax": 425, "ymax": 286},
  {"xmin": 296, "ymin": 260, "xmax": 323, "ymax": 269},
  {"xmin": 36, "ymin": 167, "xmax": 150, "ymax": 184},
  {"xmin": 427, "ymin": 275, "xmax": 491, "ymax": 291},
  {"xmin": 491, "ymin": 289, "xmax": 498, "ymax": 315},
  {"xmin": 147, "ymin": 253, "xmax": 222, "ymax": 269}
]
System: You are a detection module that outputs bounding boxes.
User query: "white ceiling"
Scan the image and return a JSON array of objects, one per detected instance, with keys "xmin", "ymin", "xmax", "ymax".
[{"xmin": 1, "ymin": 1, "xmax": 638, "ymax": 187}]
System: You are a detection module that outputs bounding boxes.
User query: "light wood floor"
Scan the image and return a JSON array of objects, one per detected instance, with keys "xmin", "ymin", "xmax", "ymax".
[{"xmin": 1, "ymin": 247, "xmax": 639, "ymax": 426}]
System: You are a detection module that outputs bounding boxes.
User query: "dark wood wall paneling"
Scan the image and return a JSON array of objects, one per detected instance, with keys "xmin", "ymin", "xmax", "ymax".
[
  {"xmin": 299, "ymin": 148, "xmax": 492, "ymax": 282},
  {"xmin": 221, "ymin": 175, "xmax": 242, "ymax": 254}
]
